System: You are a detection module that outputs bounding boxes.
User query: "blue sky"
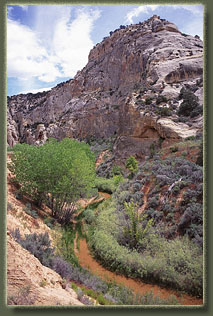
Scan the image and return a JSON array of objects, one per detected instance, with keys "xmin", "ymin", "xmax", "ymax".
[{"xmin": 7, "ymin": 4, "xmax": 204, "ymax": 96}]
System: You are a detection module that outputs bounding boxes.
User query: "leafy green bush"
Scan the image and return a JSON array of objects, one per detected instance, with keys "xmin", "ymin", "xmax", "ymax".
[
  {"xmin": 9, "ymin": 138, "xmax": 96, "ymax": 225},
  {"xmin": 84, "ymin": 209, "xmax": 96, "ymax": 224},
  {"xmin": 44, "ymin": 217, "xmax": 55, "ymax": 229},
  {"xmin": 112, "ymin": 164, "xmax": 122, "ymax": 176},
  {"xmin": 178, "ymin": 88, "xmax": 200, "ymax": 117},
  {"xmin": 94, "ymin": 176, "xmax": 123, "ymax": 193},
  {"xmin": 121, "ymin": 201, "xmax": 154, "ymax": 251},
  {"xmin": 157, "ymin": 107, "xmax": 172, "ymax": 117},
  {"xmin": 149, "ymin": 143, "xmax": 156, "ymax": 158},
  {"xmin": 156, "ymin": 95, "xmax": 168, "ymax": 105},
  {"xmin": 170, "ymin": 146, "xmax": 178, "ymax": 153},
  {"xmin": 97, "ymin": 294, "xmax": 113, "ymax": 305},
  {"xmin": 145, "ymin": 97, "xmax": 153, "ymax": 105},
  {"xmin": 125, "ymin": 156, "xmax": 138, "ymax": 178}
]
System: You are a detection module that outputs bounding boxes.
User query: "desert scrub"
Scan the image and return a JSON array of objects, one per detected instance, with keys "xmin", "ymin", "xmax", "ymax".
[
  {"xmin": 11, "ymin": 229, "xmax": 55, "ymax": 267},
  {"xmin": 23, "ymin": 203, "xmax": 39, "ymax": 219},
  {"xmin": 88, "ymin": 196, "xmax": 203, "ymax": 297},
  {"xmin": 94, "ymin": 175, "xmax": 123, "ymax": 193},
  {"xmin": 54, "ymin": 225, "xmax": 79, "ymax": 266},
  {"xmin": 10, "ymin": 229, "xmax": 180, "ymax": 305}
]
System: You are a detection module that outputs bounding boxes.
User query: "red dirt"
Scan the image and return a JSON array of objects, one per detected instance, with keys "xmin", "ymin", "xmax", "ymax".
[
  {"xmin": 138, "ymin": 181, "xmax": 151, "ymax": 215},
  {"xmin": 76, "ymin": 239, "xmax": 203, "ymax": 306},
  {"xmin": 161, "ymin": 146, "xmax": 200, "ymax": 163},
  {"xmin": 96, "ymin": 150, "xmax": 111, "ymax": 167}
]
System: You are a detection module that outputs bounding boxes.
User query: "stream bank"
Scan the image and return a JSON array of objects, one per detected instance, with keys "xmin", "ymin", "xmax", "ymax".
[
  {"xmin": 74, "ymin": 192, "xmax": 203, "ymax": 306},
  {"xmin": 75, "ymin": 237, "xmax": 203, "ymax": 306}
]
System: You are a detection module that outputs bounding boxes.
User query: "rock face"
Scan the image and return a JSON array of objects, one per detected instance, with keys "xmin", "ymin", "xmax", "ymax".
[
  {"xmin": 7, "ymin": 232, "xmax": 83, "ymax": 306},
  {"xmin": 7, "ymin": 15, "xmax": 203, "ymax": 160},
  {"xmin": 6, "ymin": 156, "xmax": 83, "ymax": 306}
]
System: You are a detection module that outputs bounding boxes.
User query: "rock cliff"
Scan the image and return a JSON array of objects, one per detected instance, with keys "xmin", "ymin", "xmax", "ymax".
[
  {"xmin": 7, "ymin": 15, "xmax": 203, "ymax": 160},
  {"xmin": 7, "ymin": 154, "xmax": 83, "ymax": 306}
]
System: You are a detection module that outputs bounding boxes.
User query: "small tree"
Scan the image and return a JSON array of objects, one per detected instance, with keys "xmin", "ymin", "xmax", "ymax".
[
  {"xmin": 122, "ymin": 201, "xmax": 154, "ymax": 250},
  {"xmin": 125, "ymin": 156, "xmax": 138, "ymax": 178},
  {"xmin": 9, "ymin": 138, "xmax": 96, "ymax": 225},
  {"xmin": 178, "ymin": 88, "xmax": 199, "ymax": 117}
]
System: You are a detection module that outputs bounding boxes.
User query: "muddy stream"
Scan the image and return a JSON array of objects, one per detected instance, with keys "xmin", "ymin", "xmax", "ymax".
[{"xmin": 74, "ymin": 192, "xmax": 203, "ymax": 306}]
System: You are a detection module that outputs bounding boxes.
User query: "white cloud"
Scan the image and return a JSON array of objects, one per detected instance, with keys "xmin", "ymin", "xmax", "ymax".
[
  {"xmin": 126, "ymin": 5, "xmax": 159, "ymax": 24},
  {"xmin": 7, "ymin": 18, "xmax": 60, "ymax": 82},
  {"xmin": 52, "ymin": 8, "xmax": 101, "ymax": 77},
  {"xmin": 7, "ymin": 7, "xmax": 101, "ymax": 82},
  {"xmin": 18, "ymin": 5, "xmax": 28, "ymax": 11},
  {"xmin": 125, "ymin": 4, "xmax": 203, "ymax": 25}
]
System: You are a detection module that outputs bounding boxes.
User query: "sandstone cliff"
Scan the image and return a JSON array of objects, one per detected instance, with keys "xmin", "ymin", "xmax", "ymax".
[
  {"xmin": 7, "ymin": 154, "xmax": 83, "ymax": 306},
  {"xmin": 7, "ymin": 15, "xmax": 203, "ymax": 160}
]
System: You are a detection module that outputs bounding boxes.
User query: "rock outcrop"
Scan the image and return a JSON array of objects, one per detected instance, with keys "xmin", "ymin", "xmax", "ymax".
[
  {"xmin": 7, "ymin": 15, "xmax": 203, "ymax": 160},
  {"xmin": 7, "ymin": 154, "xmax": 83, "ymax": 306},
  {"xmin": 7, "ymin": 232, "xmax": 83, "ymax": 306}
]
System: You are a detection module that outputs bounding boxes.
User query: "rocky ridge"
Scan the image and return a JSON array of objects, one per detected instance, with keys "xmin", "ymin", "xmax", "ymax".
[{"xmin": 7, "ymin": 15, "xmax": 203, "ymax": 161}]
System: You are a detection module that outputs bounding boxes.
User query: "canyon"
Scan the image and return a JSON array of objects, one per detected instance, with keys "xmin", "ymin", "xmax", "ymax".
[{"xmin": 7, "ymin": 15, "xmax": 203, "ymax": 161}]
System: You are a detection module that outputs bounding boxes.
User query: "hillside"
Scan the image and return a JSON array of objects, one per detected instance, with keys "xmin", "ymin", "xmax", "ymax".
[
  {"xmin": 7, "ymin": 15, "xmax": 203, "ymax": 162},
  {"xmin": 6, "ymin": 15, "xmax": 203, "ymax": 307},
  {"xmin": 7, "ymin": 154, "xmax": 84, "ymax": 306}
]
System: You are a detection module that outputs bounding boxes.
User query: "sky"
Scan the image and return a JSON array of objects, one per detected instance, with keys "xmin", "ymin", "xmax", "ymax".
[{"xmin": 7, "ymin": 4, "xmax": 204, "ymax": 96}]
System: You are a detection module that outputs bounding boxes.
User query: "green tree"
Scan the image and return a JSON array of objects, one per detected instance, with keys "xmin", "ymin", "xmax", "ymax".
[
  {"xmin": 178, "ymin": 88, "xmax": 199, "ymax": 117},
  {"xmin": 125, "ymin": 156, "xmax": 138, "ymax": 178},
  {"xmin": 123, "ymin": 201, "xmax": 154, "ymax": 250},
  {"xmin": 9, "ymin": 138, "xmax": 96, "ymax": 225}
]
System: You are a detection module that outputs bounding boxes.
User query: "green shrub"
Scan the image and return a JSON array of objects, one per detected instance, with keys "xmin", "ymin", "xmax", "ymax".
[
  {"xmin": 84, "ymin": 209, "xmax": 96, "ymax": 224},
  {"xmin": 112, "ymin": 165, "xmax": 122, "ymax": 176},
  {"xmin": 71, "ymin": 282, "xmax": 78, "ymax": 291},
  {"xmin": 126, "ymin": 156, "xmax": 138, "ymax": 178},
  {"xmin": 94, "ymin": 177, "xmax": 116, "ymax": 193},
  {"xmin": 9, "ymin": 138, "xmax": 96, "ymax": 225},
  {"xmin": 178, "ymin": 88, "xmax": 200, "ymax": 117},
  {"xmin": 149, "ymin": 143, "xmax": 156, "ymax": 158},
  {"xmin": 145, "ymin": 97, "xmax": 153, "ymax": 105},
  {"xmin": 97, "ymin": 294, "xmax": 113, "ymax": 305},
  {"xmin": 170, "ymin": 146, "xmax": 178, "ymax": 153},
  {"xmin": 89, "ymin": 195, "xmax": 203, "ymax": 297},
  {"xmin": 122, "ymin": 201, "xmax": 154, "ymax": 251},
  {"xmin": 156, "ymin": 95, "xmax": 168, "ymax": 105},
  {"xmin": 44, "ymin": 217, "xmax": 55, "ymax": 229},
  {"xmin": 84, "ymin": 288, "xmax": 98, "ymax": 299},
  {"xmin": 157, "ymin": 107, "xmax": 172, "ymax": 116}
]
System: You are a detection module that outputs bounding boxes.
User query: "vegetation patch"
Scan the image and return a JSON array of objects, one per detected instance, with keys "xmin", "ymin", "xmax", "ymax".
[
  {"xmin": 9, "ymin": 138, "xmax": 96, "ymax": 226},
  {"xmin": 10, "ymin": 229, "xmax": 179, "ymax": 305}
]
